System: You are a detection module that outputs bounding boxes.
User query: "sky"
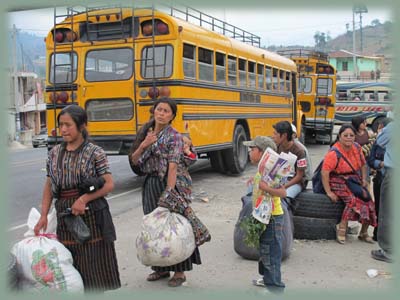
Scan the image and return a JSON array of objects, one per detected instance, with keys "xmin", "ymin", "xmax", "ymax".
[{"xmin": 7, "ymin": 5, "xmax": 392, "ymax": 47}]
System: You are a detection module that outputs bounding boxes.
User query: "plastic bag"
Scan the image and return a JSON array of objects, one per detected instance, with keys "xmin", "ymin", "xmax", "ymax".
[
  {"xmin": 11, "ymin": 207, "xmax": 84, "ymax": 292},
  {"xmin": 136, "ymin": 207, "xmax": 195, "ymax": 267},
  {"xmin": 61, "ymin": 209, "xmax": 91, "ymax": 244}
]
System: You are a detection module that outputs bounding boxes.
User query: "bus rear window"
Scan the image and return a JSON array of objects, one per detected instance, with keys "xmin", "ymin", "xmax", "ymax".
[
  {"xmin": 85, "ymin": 48, "xmax": 133, "ymax": 82},
  {"xmin": 79, "ymin": 17, "xmax": 139, "ymax": 41},
  {"xmin": 49, "ymin": 52, "xmax": 78, "ymax": 84},
  {"xmin": 141, "ymin": 45, "xmax": 173, "ymax": 78},
  {"xmin": 86, "ymin": 98, "xmax": 133, "ymax": 121}
]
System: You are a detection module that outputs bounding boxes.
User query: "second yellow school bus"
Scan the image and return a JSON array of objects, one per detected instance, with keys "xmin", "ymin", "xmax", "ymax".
[
  {"xmin": 45, "ymin": 6, "xmax": 301, "ymax": 174},
  {"xmin": 278, "ymin": 49, "xmax": 336, "ymax": 144}
]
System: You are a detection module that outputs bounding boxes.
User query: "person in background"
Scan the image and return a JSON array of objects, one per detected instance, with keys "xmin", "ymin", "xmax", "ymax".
[
  {"xmin": 321, "ymin": 124, "xmax": 377, "ymax": 245},
  {"xmin": 271, "ymin": 121, "xmax": 307, "ymax": 210},
  {"xmin": 352, "ymin": 115, "xmax": 373, "ymax": 188},
  {"xmin": 371, "ymin": 121, "xmax": 394, "ymax": 263},
  {"xmin": 243, "ymin": 136, "xmax": 286, "ymax": 293},
  {"xmin": 34, "ymin": 105, "xmax": 121, "ymax": 292},
  {"xmin": 291, "ymin": 124, "xmax": 312, "ymax": 187},
  {"xmin": 367, "ymin": 118, "xmax": 392, "ymax": 241},
  {"xmin": 352, "ymin": 115, "xmax": 371, "ymax": 148},
  {"xmin": 130, "ymin": 98, "xmax": 209, "ymax": 287}
]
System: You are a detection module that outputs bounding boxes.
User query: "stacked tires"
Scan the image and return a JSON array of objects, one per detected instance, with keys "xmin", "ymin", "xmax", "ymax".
[{"xmin": 292, "ymin": 190, "xmax": 344, "ymax": 240}]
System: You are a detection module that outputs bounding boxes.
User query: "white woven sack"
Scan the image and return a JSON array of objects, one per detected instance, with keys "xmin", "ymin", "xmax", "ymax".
[
  {"xmin": 11, "ymin": 207, "xmax": 84, "ymax": 292},
  {"xmin": 136, "ymin": 207, "xmax": 195, "ymax": 267}
]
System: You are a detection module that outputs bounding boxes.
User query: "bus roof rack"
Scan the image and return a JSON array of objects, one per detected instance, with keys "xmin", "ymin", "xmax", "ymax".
[
  {"xmin": 168, "ymin": 6, "xmax": 261, "ymax": 48},
  {"xmin": 59, "ymin": 4, "xmax": 261, "ymax": 47},
  {"xmin": 277, "ymin": 49, "xmax": 329, "ymax": 62}
]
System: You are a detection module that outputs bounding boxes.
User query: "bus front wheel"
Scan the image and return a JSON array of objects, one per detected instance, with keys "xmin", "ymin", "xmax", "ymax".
[{"xmin": 222, "ymin": 124, "xmax": 248, "ymax": 174}]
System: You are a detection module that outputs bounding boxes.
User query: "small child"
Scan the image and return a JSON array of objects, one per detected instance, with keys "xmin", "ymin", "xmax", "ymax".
[
  {"xmin": 183, "ymin": 136, "xmax": 196, "ymax": 161},
  {"xmin": 243, "ymin": 136, "xmax": 286, "ymax": 294},
  {"xmin": 176, "ymin": 135, "xmax": 197, "ymax": 200}
]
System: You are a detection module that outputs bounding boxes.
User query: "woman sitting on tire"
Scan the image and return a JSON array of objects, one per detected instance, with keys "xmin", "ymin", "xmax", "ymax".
[{"xmin": 321, "ymin": 124, "xmax": 377, "ymax": 244}]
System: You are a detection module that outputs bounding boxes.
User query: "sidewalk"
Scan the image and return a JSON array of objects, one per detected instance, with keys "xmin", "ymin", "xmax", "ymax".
[
  {"xmin": 112, "ymin": 166, "xmax": 393, "ymax": 295},
  {"xmin": 8, "ymin": 141, "xmax": 29, "ymax": 151}
]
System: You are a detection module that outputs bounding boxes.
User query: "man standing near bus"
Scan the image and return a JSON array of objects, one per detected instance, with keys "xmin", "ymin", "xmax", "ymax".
[{"xmin": 272, "ymin": 121, "xmax": 308, "ymax": 209}]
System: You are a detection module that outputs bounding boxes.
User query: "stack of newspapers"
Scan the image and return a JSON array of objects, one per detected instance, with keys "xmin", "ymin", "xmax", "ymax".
[{"xmin": 258, "ymin": 147, "xmax": 297, "ymax": 188}]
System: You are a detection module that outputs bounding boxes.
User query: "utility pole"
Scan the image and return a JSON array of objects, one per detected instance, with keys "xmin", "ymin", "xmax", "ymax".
[
  {"xmin": 352, "ymin": 10, "xmax": 357, "ymax": 79},
  {"xmin": 353, "ymin": 4, "xmax": 368, "ymax": 53},
  {"xmin": 11, "ymin": 24, "xmax": 21, "ymax": 142}
]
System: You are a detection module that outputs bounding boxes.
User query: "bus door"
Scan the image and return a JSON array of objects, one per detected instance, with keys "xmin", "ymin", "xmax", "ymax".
[
  {"xmin": 81, "ymin": 47, "xmax": 136, "ymax": 154},
  {"xmin": 314, "ymin": 74, "xmax": 333, "ymax": 143}
]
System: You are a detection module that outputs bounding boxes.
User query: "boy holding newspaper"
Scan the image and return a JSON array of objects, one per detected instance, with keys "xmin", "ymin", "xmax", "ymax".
[{"xmin": 244, "ymin": 136, "xmax": 297, "ymax": 293}]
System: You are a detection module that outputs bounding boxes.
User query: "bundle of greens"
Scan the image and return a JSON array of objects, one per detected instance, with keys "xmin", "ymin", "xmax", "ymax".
[{"xmin": 239, "ymin": 216, "xmax": 266, "ymax": 248}]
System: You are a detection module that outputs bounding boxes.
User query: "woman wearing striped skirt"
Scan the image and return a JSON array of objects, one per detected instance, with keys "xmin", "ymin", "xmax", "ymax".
[
  {"xmin": 131, "ymin": 98, "xmax": 206, "ymax": 287},
  {"xmin": 34, "ymin": 105, "xmax": 120, "ymax": 292}
]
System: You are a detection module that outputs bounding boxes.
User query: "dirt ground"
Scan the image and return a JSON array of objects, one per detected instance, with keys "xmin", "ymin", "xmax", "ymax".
[{"xmin": 113, "ymin": 159, "xmax": 395, "ymax": 297}]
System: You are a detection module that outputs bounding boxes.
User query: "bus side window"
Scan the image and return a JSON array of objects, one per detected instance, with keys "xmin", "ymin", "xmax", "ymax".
[
  {"xmin": 183, "ymin": 43, "xmax": 196, "ymax": 79},
  {"xmin": 216, "ymin": 52, "xmax": 226, "ymax": 84},
  {"xmin": 239, "ymin": 58, "xmax": 247, "ymax": 87},
  {"xmin": 198, "ymin": 47, "xmax": 213, "ymax": 82},
  {"xmin": 272, "ymin": 68, "xmax": 279, "ymax": 91},
  {"xmin": 257, "ymin": 63, "xmax": 264, "ymax": 90},
  {"xmin": 265, "ymin": 66, "xmax": 272, "ymax": 91},
  {"xmin": 286, "ymin": 71, "xmax": 291, "ymax": 93},
  {"xmin": 228, "ymin": 55, "xmax": 237, "ymax": 86},
  {"xmin": 248, "ymin": 61, "xmax": 256, "ymax": 88},
  {"xmin": 279, "ymin": 70, "xmax": 285, "ymax": 91}
]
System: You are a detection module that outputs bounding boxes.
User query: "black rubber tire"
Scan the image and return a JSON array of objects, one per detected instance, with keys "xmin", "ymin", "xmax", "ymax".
[
  {"xmin": 293, "ymin": 190, "xmax": 344, "ymax": 221},
  {"xmin": 209, "ymin": 150, "xmax": 227, "ymax": 173},
  {"xmin": 33, "ymin": 145, "xmax": 38, "ymax": 148},
  {"xmin": 293, "ymin": 215, "xmax": 337, "ymax": 240},
  {"xmin": 222, "ymin": 125, "xmax": 248, "ymax": 174}
]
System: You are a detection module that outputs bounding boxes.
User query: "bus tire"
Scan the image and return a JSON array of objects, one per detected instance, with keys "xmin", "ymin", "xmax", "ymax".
[
  {"xmin": 293, "ymin": 190, "xmax": 344, "ymax": 221},
  {"xmin": 222, "ymin": 124, "xmax": 248, "ymax": 174},
  {"xmin": 293, "ymin": 216, "xmax": 337, "ymax": 240},
  {"xmin": 209, "ymin": 150, "xmax": 227, "ymax": 173}
]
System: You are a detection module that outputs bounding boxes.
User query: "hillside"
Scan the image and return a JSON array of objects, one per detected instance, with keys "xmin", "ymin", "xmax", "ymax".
[
  {"xmin": 8, "ymin": 31, "xmax": 46, "ymax": 78},
  {"xmin": 327, "ymin": 21, "xmax": 393, "ymax": 56},
  {"xmin": 267, "ymin": 21, "xmax": 393, "ymax": 57}
]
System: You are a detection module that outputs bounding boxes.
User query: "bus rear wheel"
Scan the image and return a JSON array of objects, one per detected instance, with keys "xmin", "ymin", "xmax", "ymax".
[{"xmin": 222, "ymin": 124, "xmax": 248, "ymax": 174}]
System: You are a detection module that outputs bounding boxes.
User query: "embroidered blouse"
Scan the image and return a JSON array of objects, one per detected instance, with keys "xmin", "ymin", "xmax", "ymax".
[
  {"xmin": 322, "ymin": 142, "xmax": 366, "ymax": 175},
  {"xmin": 46, "ymin": 142, "xmax": 110, "ymax": 196},
  {"xmin": 138, "ymin": 125, "xmax": 196, "ymax": 196}
]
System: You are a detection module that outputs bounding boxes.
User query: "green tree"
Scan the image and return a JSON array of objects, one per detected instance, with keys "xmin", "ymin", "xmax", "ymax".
[{"xmin": 371, "ymin": 19, "xmax": 381, "ymax": 26}]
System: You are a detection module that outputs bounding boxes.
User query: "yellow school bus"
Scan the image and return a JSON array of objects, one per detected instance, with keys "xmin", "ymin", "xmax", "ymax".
[
  {"xmin": 278, "ymin": 49, "xmax": 336, "ymax": 144},
  {"xmin": 45, "ymin": 6, "xmax": 301, "ymax": 174}
]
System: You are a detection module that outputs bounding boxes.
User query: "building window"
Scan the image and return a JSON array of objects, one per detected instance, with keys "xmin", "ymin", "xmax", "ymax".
[{"xmin": 342, "ymin": 61, "xmax": 348, "ymax": 71}]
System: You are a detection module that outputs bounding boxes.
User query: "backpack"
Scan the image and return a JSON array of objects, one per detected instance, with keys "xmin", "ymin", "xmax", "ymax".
[{"xmin": 312, "ymin": 147, "xmax": 342, "ymax": 194}]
